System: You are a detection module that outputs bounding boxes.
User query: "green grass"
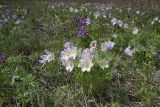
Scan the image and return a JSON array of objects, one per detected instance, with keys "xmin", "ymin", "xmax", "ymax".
[{"xmin": 0, "ymin": 2, "xmax": 160, "ymax": 107}]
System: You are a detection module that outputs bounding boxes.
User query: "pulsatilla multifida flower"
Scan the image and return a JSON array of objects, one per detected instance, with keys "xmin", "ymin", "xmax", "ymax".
[
  {"xmin": 99, "ymin": 59, "xmax": 109, "ymax": 70},
  {"xmin": 101, "ymin": 41, "xmax": 115, "ymax": 52},
  {"xmin": 124, "ymin": 45, "xmax": 133, "ymax": 57},
  {"xmin": 69, "ymin": 47, "xmax": 78, "ymax": 59},
  {"xmin": 39, "ymin": 50, "xmax": 55, "ymax": 65},
  {"xmin": 78, "ymin": 58, "xmax": 93, "ymax": 72},
  {"xmin": 78, "ymin": 48, "xmax": 94, "ymax": 72},
  {"xmin": 62, "ymin": 59, "xmax": 74, "ymax": 72},
  {"xmin": 61, "ymin": 49, "xmax": 71, "ymax": 61}
]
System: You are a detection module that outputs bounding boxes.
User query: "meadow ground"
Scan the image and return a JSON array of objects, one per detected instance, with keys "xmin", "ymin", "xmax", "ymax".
[{"xmin": 0, "ymin": 1, "xmax": 160, "ymax": 107}]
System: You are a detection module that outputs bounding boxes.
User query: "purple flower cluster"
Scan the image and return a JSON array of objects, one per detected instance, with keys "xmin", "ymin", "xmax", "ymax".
[
  {"xmin": 0, "ymin": 55, "xmax": 6, "ymax": 63},
  {"xmin": 73, "ymin": 17, "xmax": 91, "ymax": 37},
  {"xmin": 0, "ymin": 9, "xmax": 29, "ymax": 25}
]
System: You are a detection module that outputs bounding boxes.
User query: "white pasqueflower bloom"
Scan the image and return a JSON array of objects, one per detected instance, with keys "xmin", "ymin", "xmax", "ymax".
[
  {"xmin": 136, "ymin": 10, "xmax": 140, "ymax": 14},
  {"xmin": 111, "ymin": 18, "xmax": 117, "ymax": 25},
  {"xmin": 74, "ymin": 9, "xmax": 78, "ymax": 13},
  {"xmin": 154, "ymin": 17, "xmax": 159, "ymax": 21},
  {"xmin": 94, "ymin": 12, "xmax": 100, "ymax": 19},
  {"xmin": 64, "ymin": 42, "xmax": 74, "ymax": 49},
  {"xmin": 69, "ymin": 47, "xmax": 78, "ymax": 59},
  {"xmin": 78, "ymin": 58, "xmax": 93, "ymax": 72},
  {"xmin": 101, "ymin": 41, "xmax": 115, "ymax": 52},
  {"xmin": 39, "ymin": 50, "xmax": 55, "ymax": 65},
  {"xmin": 127, "ymin": 7, "xmax": 131, "ymax": 11},
  {"xmin": 100, "ymin": 60, "xmax": 109, "ymax": 69},
  {"xmin": 117, "ymin": 20, "xmax": 123, "ymax": 27},
  {"xmin": 112, "ymin": 33, "xmax": 117, "ymax": 38},
  {"xmin": 132, "ymin": 27, "xmax": 139, "ymax": 34},
  {"xmin": 61, "ymin": 49, "xmax": 70, "ymax": 61},
  {"xmin": 124, "ymin": 45, "xmax": 133, "ymax": 57},
  {"xmin": 62, "ymin": 59, "xmax": 74, "ymax": 72},
  {"xmin": 151, "ymin": 20, "xmax": 155, "ymax": 25},
  {"xmin": 69, "ymin": 7, "xmax": 74, "ymax": 12},
  {"xmin": 123, "ymin": 23, "xmax": 129, "ymax": 29}
]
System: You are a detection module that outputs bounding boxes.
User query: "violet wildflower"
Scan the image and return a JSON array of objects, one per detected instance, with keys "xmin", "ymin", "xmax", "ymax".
[
  {"xmin": 73, "ymin": 16, "xmax": 91, "ymax": 37},
  {"xmin": 0, "ymin": 55, "xmax": 6, "ymax": 63}
]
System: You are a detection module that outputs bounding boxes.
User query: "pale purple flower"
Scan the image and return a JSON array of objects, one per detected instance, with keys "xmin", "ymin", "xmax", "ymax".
[
  {"xmin": 78, "ymin": 58, "xmax": 93, "ymax": 72},
  {"xmin": 117, "ymin": 20, "xmax": 123, "ymax": 27},
  {"xmin": 124, "ymin": 45, "xmax": 133, "ymax": 56},
  {"xmin": 64, "ymin": 42, "xmax": 74, "ymax": 49},
  {"xmin": 86, "ymin": 18, "xmax": 91, "ymax": 25},
  {"xmin": 39, "ymin": 50, "xmax": 55, "ymax": 65},
  {"xmin": 111, "ymin": 18, "xmax": 117, "ymax": 25},
  {"xmin": 101, "ymin": 41, "xmax": 115, "ymax": 52},
  {"xmin": 15, "ymin": 19, "xmax": 22, "ymax": 25},
  {"xmin": 62, "ymin": 59, "xmax": 74, "ymax": 72}
]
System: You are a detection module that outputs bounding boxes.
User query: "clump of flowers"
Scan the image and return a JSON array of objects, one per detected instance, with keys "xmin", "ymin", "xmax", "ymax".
[
  {"xmin": 78, "ymin": 41, "xmax": 97, "ymax": 72},
  {"xmin": 73, "ymin": 16, "xmax": 91, "ymax": 37},
  {"xmin": 124, "ymin": 45, "xmax": 133, "ymax": 57},
  {"xmin": 101, "ymin": 41, "xmax": 115, "ymax": 52},
  {"xmin": 0, "ymin": 55, "xmax": 6, "ymax": 63},
  {"xmin": 39, "ymin": 50, "xmax": 55, "ymax": 66},
  {"xmin": 61, "ymin": 42, "xmax": 78, "ymax": 72}
]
